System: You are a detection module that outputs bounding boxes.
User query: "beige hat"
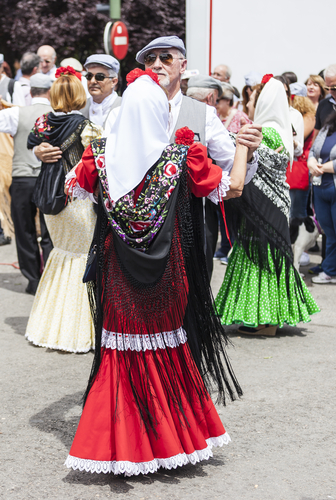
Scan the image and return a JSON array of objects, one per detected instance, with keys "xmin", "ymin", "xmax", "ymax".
[{"xmin": 60, "ymin": 57, "xmax": 83, "ymax": 72}]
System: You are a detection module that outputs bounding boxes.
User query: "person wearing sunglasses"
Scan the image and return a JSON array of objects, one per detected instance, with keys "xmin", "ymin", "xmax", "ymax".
[
  {"xmin": 37, "ymin": 45, "xmax": 57, "ymax": 81},
  {"xmin": 34, "ymin": 54, "xmax": 121, "ymax": 164},
  {"xmin": 314, "ymin": 64, "xmax": 336, "ymax": 142},
  {"xmin": 136, "ymin": 36, "xmax": 262, "ymax": 276}
]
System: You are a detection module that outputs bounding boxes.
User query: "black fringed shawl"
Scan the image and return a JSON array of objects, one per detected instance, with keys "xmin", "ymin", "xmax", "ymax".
[
  {"xmin": 84, "ymin": 142, "xmax": 242, "ymax": 432},
  {"xmin": 226, "ymin": 142, "xmax": 304, "ymax": 296}
]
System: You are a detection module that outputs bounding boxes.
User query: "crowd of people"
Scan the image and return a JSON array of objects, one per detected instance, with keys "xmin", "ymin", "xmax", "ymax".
[{"xmin": 0, "ymin": 35, "xmax": 334, "ymax": 477}]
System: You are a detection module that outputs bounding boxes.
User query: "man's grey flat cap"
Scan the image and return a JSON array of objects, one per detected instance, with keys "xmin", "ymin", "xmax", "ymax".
[
  {"xmin": 30, "ymin": 73, "xmax": 52, "ymax": 89},
  {"xmin": 0, "ymin": 54, "xmax": 4, "ymax": 65},
  {"xmin": 188, "ymin": 75, "xmax": 223, "ymax": 98},
  {"xmin": 84, "ymin": 54, "xmax": 120, "ymax": 74},
  {"xmin": 136, "ymin": 36, "xmax": 186, "ymax": 64}
]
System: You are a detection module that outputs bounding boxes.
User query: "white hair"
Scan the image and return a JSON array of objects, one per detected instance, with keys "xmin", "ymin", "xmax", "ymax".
[
  {"xmin": 186, "ymin": 87, "xmax": 215, "ymax": 101},
  {"xmin": 324, "ymin": 64, "xmax": 336, "ymax": 79}
]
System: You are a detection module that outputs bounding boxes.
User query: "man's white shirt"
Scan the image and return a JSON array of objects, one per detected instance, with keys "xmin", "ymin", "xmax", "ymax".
[
  {"xmin": 0, "ymin": 97, "xmax": 51, "ymax": 136},
  {"xmin": 89, "ymin": 91, "xmax": 119, "ymax": 127},
  {"xmin": 0, "ymin": 73, "xmax": 25, "ymax": 106}
]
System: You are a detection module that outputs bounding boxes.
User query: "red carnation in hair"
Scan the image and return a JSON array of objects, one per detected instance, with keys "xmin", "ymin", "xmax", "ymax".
[
  {"xmin": 55, "ymin": 66, "xmax": 81, "ymax": 80},
  {"xmin": 126, "ymin": 68, "xmax": 160, "ymax": 86},
  {"xmin": 261, "ymin": 74, "xmax": 273, "ymax": 84},
  {"xmin": 175, "ymin": 127, "xmax": 195, "ymax": 146}
]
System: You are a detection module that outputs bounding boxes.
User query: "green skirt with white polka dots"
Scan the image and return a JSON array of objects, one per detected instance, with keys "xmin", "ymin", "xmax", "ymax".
[{"xmin": 215, "ymin": 242, "xmax": 319, "ymax": 328}]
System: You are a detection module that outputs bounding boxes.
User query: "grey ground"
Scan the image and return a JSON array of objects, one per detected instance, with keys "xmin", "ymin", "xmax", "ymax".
[{"xmin": 0, "ymin": 237, "xmax": 335, "ymax": 500}]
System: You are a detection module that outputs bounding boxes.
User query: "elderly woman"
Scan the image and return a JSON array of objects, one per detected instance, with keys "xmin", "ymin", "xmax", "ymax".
[
  {"xmin": 25, "ymin": 67, "xmax": 102, "ymax": 352},
  {"xmin": 63, "ymin": 69, "xmax": 251, "ymax": 476},
  {"xmin": 216, "ymin": 83, "xmax": 251, "ymax": 133},
  {"xmin": 215, "ymin": 75, "xmax": 319, "ymax": 335},
  {"xmin": 308, "ymin": 110, "xmax": 336, "ymax": 284}
]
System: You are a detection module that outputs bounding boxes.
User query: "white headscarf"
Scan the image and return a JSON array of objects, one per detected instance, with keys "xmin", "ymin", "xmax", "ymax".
[
  {"xmin": 105, "ymin": 75, "xmax": 170, "ymax": 202},
  {"xmin": 254, "ymin": 78, "xmax": 293, "ymax": 162}
]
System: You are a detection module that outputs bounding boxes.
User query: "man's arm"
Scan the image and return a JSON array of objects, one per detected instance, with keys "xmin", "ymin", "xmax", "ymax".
[{"xmin": 0, "ymin": 106, "xmax": 19, "ymax": 135}]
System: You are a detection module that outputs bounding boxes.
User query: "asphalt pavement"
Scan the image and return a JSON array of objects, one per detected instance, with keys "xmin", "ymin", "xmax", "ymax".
[{"xmin": 0, "ymin": 237, "xmax": 335, "ymax": 500}]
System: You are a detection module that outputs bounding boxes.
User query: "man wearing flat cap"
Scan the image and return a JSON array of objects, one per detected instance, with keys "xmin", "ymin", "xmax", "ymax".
[
  {"xmin": 136, "ymin": 35, "xmax": 262, "ymax": 275},
  {"xmin": 186, "ymin": 75, "xmax": 223, "ymax": 107},
  {"xmin": 0, "ymin": 73, "xmax": 53, "ymax": 294},
  {"xmin": 34, "ymin": 54, "xmax": 122, "ymax": 163}
]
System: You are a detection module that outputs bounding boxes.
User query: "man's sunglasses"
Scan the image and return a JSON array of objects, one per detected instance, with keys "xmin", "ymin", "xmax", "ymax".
[
  {"xmin": 144, "ymin": 52, "xmax": 183, "ymax": 66},
  {"xmin": 85, "ymin": 72, "xmax": 114, "ymax": 82},
  {"xmin": 325, "ymin": 86, "xmax": 336, "ymax": 91}
]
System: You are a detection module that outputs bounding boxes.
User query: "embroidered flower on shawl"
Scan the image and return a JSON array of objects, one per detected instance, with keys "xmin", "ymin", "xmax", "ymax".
[
  {"xmin": 175, "ymin": 127, "xmax": 194, "ymax": 146},
  {"xmin": 261, "ymin": 74, "xmax": 273, "ymax": 84},
  {"xmin": 55, "ymin": 66, "xmax": 81, "ymax": 80},
  {"xmin": 96, "ymin": 154, "xmax": 105, "ymax": 170},
  {"xmin": 126, "ymin": 68, "xmax": 160, "ymax": 86},
  {"xmin": 164, "ymin": 162, "xmax": 177, "ymax": 178}
]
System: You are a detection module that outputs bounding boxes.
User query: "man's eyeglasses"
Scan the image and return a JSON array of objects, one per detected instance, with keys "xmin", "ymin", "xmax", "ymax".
[
  {"xmin": 144, "ymin": 52, "xmax": 183, "ymax": 66},
  {"xmin": 325, "ymin": 86, "xmax": 336, "ymax": 91},
  {"xmin": 85, "ymin": 72, "xmax": 114, "ymax": 82}
]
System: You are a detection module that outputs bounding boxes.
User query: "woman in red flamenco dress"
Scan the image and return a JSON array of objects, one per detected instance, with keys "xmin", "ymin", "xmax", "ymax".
[{"xmin": 64, "ymin": 70, "xmax": 249, "ymax": 476}]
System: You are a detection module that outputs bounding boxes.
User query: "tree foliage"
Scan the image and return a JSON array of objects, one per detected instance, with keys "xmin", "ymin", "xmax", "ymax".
[{"xmin": 0, "ymin": 0, "xmax": 185, "ymax": 74}]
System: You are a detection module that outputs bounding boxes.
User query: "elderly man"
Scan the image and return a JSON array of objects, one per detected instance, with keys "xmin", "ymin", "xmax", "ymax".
[
  {"xmin": 18, "ymin": 52, "xmax": 41, "ymax": 106},
  {"xmin": 0, "ymin": 53, "xmax": 25, "ymax": 106},
  {"xmin": 34, "ymin": 54, "xmax": 121, "ymax": 163},
  {"xmin": 0, "ymin": 73, "xmax": 53, "ymax": 294},
  {"xmin": 186, "ymin": 74, "xmax": 223, "ymax": 107},
  {"xmin": 315, "ymin": 64, "xmax": 336, "ymax": 137},
  {"xmin": 136, "ymin": 35, "xmax": 262, "ymax": 275},
  {"xmin": 212, "ymin": 64, "xmax": 231, "ymax": 83},
  {"xmin": 37, "ymin": 45, "xmax": 57, "ymax": 80}
]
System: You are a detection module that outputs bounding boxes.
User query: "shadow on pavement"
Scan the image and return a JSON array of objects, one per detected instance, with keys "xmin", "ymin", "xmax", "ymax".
[
  {"xmin": 227, "ymin": 324, "xmax": 307, "ymax": 338},
  {"xmin": 5, "ymin": 316, "xmax": 29, "ymax": 336},
  {"xmin": 0, "ymin": 272, "xmax": 26, "ymax": 293},
  {"xmin": 29, "ymin": 391, "xmax": 83, "ymax": 449}
]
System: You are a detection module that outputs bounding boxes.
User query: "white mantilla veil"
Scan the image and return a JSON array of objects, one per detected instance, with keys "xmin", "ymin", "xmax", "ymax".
[
  {"xmin": 105, "ymin": 75, "xmax": 170, "ymax": 202},
  {"xmin": 254, "ymin": 77, "xmax": 293, "ymax": 163}
]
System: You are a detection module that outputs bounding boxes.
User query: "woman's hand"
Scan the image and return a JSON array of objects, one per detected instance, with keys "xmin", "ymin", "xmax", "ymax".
[
  {"xmin": 308, "ymin": 157, "xmax": 323, "ymax": 177},
  {"xmin": 236, "ymin": 123, "xmax": 263, "ymax": 162}
]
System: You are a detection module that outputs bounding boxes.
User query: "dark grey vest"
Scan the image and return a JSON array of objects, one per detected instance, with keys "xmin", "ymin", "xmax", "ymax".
[{"xmin": 170, "ymin": 96, "xmax": 207, "ymax": 145}]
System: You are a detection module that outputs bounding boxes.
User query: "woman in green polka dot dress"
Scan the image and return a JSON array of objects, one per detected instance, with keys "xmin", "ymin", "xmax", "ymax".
[{"xmin": 215, "ymin": 76, "xmax": 319, "ymax": 335}]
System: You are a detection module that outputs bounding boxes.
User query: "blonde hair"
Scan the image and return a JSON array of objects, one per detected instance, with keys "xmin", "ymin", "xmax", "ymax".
[
  {"xmin": 50, "ymin": 74, "xmax": 86, "ymax": 113},
  {"xmin": 292, "ymin": 96, "xmax": 316, "ymax": 116},
  {"xmin": 305, "ymin": 74, "xmax": 326, "ymax": 101}
]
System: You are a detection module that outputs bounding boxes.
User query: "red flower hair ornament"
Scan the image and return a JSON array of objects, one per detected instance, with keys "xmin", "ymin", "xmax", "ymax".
[
  {"xmin": 175, "ymin": 127, "xmax": 194, "ymax": 146},
  {"xmin": 261, "ymin": 74, "xmax": 273, "ymax": 84},
  {"xmin": 55, "ymin": 66, "xmax": 81, "ymax": 80},
  {"xmin": 126, "ymin": 68, "xmax": 160, "ymax": 86}
]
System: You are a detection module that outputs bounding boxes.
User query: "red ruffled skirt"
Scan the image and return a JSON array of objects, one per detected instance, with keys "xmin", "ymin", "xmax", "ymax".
[{"xmin": 65, "ymin": 334, "xmax": 230, "ymax": 476}]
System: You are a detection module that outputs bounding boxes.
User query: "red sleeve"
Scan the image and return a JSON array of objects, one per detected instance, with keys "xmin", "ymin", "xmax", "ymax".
[
  {"xmin": 75, "ymin": 145, "xmax": 99, "ymax": 193},
  {"xmin": 187, "ymin": 142, "xmax": 222, "ymax": 197}
]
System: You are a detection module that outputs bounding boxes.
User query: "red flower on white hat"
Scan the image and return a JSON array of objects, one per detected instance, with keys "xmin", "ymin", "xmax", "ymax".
[
  {"xmin": 55, "ymin": 66, "xmax": 81, "ymax": 80},
  {"xmin": 261, "ymin": 74, "xmax": 273, "ymax": 84}
]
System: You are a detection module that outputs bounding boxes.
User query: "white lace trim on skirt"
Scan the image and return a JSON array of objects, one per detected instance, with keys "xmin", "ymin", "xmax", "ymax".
[
  {"xmin": 64, "ymin": 432, "xmax": 231, "ymax": 476},
  {"xmin": 101, "ymin": 326, "xmax": 187, "ymax": 351}
]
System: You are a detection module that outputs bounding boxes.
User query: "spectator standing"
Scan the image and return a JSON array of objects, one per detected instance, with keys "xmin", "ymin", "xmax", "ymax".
[
  {"xmin": 308, "ymin": 110, "xmax": 336, "ymax": 284},
  {"xmin": 18, "ymin": 52, "xmax": 41, "ymax": 106},
  {"xmin": 314, "ymin": 64, "xmax": 336, "ymax": 136},
  {"xmin": 306, "ymin": 74, "xmax": 326, "ymax": 111},
  {"xmin": 37, "ymin": 45, "xmax": 57, "ymax": 81},
  {"xmin": 241, "ymin": 72, "xmax": 262, "ymax": 114},
  {"xmin": 216, "ymin": 83, "xmax": 252, "ymax": 133},
  {"xmin": 0, "ymin": 54, "xmax": 25, "ymax": 106},
  {"xmin": 0, "ymin": 74, "xmax": 53, "ymax": 294}
]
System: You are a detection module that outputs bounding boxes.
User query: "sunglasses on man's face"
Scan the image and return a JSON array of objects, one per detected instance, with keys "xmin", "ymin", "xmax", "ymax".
[
  {"xmin": 144, "ymin": 52, "xmax": 183, "ymax": 66},
  {"xmin": 85, "ymin": 72, "xmax": 113, "ymax": 82},
  {"xmin": 325, "ymin": 86, "xmax": 336, "ymax": 91}
]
